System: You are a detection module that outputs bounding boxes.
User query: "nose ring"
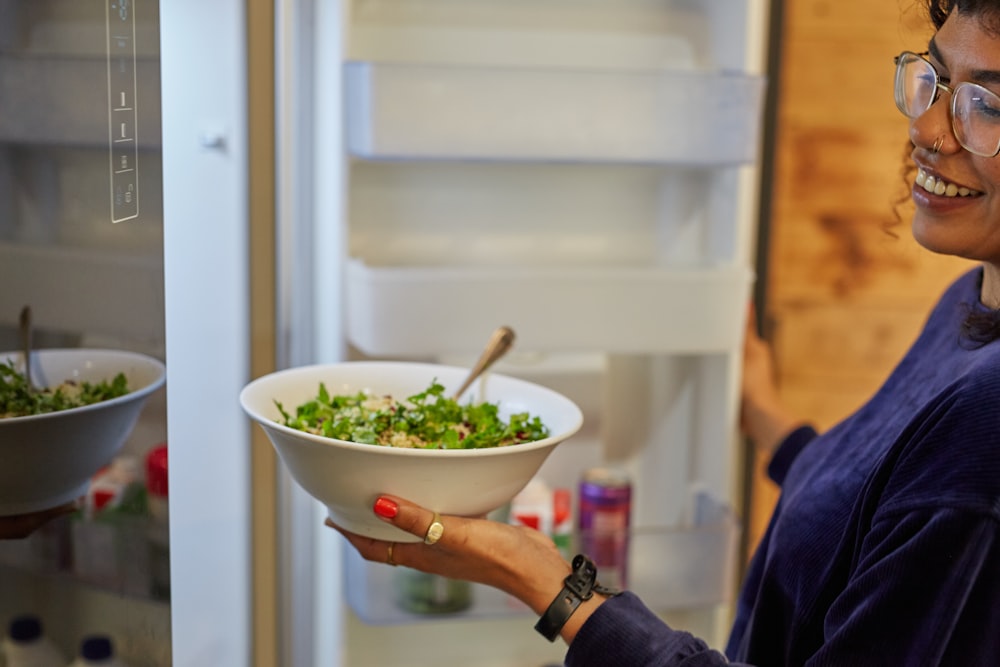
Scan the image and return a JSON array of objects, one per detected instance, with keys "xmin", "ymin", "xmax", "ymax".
[{"xmin": 932, "ymin": 136, "xmax": 944, "ymax": 153}]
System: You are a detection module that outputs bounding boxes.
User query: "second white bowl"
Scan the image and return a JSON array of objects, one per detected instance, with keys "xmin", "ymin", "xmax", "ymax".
[{"xmin": 0, "ymin": 348, "xmax": 166, "ymax": 516}]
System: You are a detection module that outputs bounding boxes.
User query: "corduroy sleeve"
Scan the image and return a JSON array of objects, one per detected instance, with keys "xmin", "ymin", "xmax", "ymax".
[
  {"xmin": 766, "ymin": 424, "xmax": 817, "ymax": 486},
  {"xmin": 564, "ymin": 592, "xmax": 752, "ymax": 667}
]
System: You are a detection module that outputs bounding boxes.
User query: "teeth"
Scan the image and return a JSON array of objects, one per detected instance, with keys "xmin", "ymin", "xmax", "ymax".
[{"xmin": 916, "ymin": 169, "xmax": 977, "ymax": 197}]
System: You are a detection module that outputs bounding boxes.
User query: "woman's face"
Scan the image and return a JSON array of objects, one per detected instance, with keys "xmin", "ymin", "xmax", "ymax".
[{"xmin": 908, "ymin": 10, "xmax": 1000, "ymax": 266}]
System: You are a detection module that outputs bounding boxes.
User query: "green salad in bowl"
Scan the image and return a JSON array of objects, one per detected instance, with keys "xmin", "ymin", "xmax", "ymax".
[
  {"xmin": 276, "ymin": 380, "xmax": 550, "ymax": 450},
  {"xmin": 0, "ymin": 358, "xmax": 129, "ymax": 419}
]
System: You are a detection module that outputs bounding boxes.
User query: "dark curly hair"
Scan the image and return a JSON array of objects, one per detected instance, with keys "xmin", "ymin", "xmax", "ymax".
[{"xmin": 927, "ymin": 0, "xmax": 1000, "ymax": 32}]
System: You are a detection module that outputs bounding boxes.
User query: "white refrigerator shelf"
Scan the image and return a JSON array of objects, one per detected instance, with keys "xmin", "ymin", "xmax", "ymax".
[
  {"xmin": 345, "ymin": 61, "xmax": 765, "ymax": 165},
  {"xmin": 345, "ymin": 258, "xmax": 753, "ymax": 355},
  {"xmin": 345, "ymin": 512, "xmax": 741, "ymax": 626}
]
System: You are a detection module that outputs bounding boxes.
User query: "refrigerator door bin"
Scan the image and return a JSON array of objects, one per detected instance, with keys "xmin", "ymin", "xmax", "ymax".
[
  {"xmin": 347, "ymin": 0, "xmax": 749, "ymax": 72},
  {"xmin": 343, "ymin": 505, "xmax": 741, "ymax": 625},
  {"xmin": 0, "ymin": 513, "xmax": 162, "ymax": 602},
  {"xmin": 0, "ymin": 515, "xmax": 72, "ymax": 576},
  {"xmin": 69, "ymin": 514, "xmax": 153, "ymax": 598},
  {"xmin": 345, "ymin": 62, "xmax": 764, "ymax": 165},
  {"xmin": 345, "ymin": 258, "xmax": 753, "ymax": 355}
]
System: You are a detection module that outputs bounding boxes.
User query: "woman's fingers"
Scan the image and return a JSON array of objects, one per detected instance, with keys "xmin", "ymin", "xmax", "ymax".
[
  {"xmin": 324, "ymin": 495, "xmax": 460, "ymax": 569},
  {"xmin": 325, "ymin": 495, "xmax": 572, "ymax": 607},
  {"xmin": 324, "ymin": 517, "xmax": 396, "ymax": 564},
  {"xmin": 372, "ymin": 494, "xmax": 456, "ymax": 547}
]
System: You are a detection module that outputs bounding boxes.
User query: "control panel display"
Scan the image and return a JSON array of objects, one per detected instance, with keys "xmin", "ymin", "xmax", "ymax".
[{"xmin": 107, "ymin": 0, "xmax": 139, "ymax": 222}]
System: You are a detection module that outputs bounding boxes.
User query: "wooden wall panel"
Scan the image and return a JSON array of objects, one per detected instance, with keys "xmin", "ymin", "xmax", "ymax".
[{"xmin": 747, "ymin": 0, "xmax": 974, "ymax": 554}]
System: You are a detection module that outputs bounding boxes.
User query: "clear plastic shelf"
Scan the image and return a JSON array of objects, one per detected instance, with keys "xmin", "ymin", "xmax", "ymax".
[
  {"xmin": 345, "ymin": 62, "xmax": 764, "ymax": 165},
  {"xmin": 345, "ymin": 258, "xmax": 753, "ymax": 356},
  {"xmin": 345, "ymin": 506, "xmax": 740, "ymax": 625},
  {"xmin": 0, "ymin": 513, "xmax": 169, "ymax": 603}
]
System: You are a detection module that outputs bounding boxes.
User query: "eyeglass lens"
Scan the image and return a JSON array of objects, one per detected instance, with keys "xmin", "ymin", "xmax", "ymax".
[{"xmin": 895, "ymin": 51, "xmax": 1000, "ymax": 157}]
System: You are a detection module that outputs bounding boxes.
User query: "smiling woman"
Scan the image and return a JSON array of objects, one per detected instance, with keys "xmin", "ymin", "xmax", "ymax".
[
  {"xmin": 905, "ymin": 12, "xmax": 1000, "ymax": 310},
  {"xmin": 748, "ymin": 0, "xmax": 978, "ymax": 555}
]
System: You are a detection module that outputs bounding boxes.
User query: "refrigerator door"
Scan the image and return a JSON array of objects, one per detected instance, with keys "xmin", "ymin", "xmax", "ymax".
[
  {"xmin": 0, "ymin": 0, "xmax": 171, "ymax": 664},
  {"xmin": 160, "ymin": 0, "xmax": 254, "ymax": 665},
  {"xmin": 163, "ymin": 1, "xmax": 333, "ymax": 665}
]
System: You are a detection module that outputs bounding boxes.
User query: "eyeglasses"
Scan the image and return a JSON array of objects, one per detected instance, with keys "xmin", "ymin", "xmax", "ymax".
[{"xmin": 894, "ymin": 50, "xmax": 1000, "ymax": 157}]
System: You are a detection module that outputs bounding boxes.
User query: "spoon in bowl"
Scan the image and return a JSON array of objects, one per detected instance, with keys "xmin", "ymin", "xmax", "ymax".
[
  {"xmin": 18, "ymin": 305, "xmax": 34, "ymax": 394},
  {"xmin": 452, "ymin": 325, "xmax": 516, "ymax": 400}
]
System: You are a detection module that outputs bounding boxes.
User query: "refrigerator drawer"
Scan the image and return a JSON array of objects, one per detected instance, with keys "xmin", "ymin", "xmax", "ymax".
[
  {"xmin": 344, "ymin": 508, "xmax": 740, "ymax": 625},
  {"xmin": 345, "ymin": 259, "xmax": 753, "ymax": 355},
  {"xmin": 345, "ymin": 62, "xmax": 765, "ymax": 165}
]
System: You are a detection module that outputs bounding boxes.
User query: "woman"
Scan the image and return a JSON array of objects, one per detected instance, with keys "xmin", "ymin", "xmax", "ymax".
[{"xmin": 329, "ymin": 1, "xmax": 1000, "ymax": 663}]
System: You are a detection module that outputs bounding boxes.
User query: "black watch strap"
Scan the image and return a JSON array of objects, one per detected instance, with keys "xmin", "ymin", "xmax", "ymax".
[
  {"xmin": 534, "ymin": 554, "xmax": 621, "ymax": 642},
  {"xmin": 535, "ymin": 582, "xmax": 585, "ymax": 642}
]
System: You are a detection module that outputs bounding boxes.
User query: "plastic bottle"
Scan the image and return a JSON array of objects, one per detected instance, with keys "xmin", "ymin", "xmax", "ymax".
[
  {"xmin": 1, "ymin": 614, "xmax": 66, "ymax": 667},
  {"xmin": 509, "ymin": 479, "xmax": 573, "ymax": 557},
  {"xmin": 67, "ymin": 636, "xmax": 130, "ymax": 667}
]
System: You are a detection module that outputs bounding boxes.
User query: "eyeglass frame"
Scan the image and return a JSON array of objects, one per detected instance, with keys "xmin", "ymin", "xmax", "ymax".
[{"xmin": 893, "ymin": 50, "xmax": 1000, "ymax": 158}]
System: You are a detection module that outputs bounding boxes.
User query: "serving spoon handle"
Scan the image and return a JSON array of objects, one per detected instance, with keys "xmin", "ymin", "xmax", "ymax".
[
  {"xmin": 452, "ymin": 325, "xmax": 516, "ymax": 400},
  {"xmin": 19, "ymin": 305, "xmax": 33, "ymax": 394}
]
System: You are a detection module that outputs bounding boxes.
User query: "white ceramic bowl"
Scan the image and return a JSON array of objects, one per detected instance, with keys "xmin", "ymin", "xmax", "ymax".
[
  {"xmin": 240, "ymin": 361, "xmax": 583, "ymax": 542},
  {"xmin": 0, "ymin": 348, "xmax": 166, "ymax": 516}
]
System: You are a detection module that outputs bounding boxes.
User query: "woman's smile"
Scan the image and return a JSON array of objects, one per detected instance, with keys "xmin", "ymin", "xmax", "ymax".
[{"xmin": 915, "ymin": 167, "xmax": 980, "ymax": 197}]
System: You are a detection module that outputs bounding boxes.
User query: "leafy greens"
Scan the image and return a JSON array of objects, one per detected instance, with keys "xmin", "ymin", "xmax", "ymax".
[
  {"xmin": 0, "ymin": 359, "xmax": 130, "ymax": 418},
  {"xmin": 275, "ymin": 379, "xmax": 550, "ymax": 449}
]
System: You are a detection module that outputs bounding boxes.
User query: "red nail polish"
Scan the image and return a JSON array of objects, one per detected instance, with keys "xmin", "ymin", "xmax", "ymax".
[{"xmin": 373, "ymin": 497, "xmax": 398, "ymax": 519}]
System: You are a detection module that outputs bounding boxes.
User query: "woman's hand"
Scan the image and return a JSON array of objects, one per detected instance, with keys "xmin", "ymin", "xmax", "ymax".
[
  {"xmin": 740, "ymin": 302, "xmax": 802, "ymax": 455},
  {"xmin": 327, "ymin": 495, "xmax": 610, "ymax": 643}
]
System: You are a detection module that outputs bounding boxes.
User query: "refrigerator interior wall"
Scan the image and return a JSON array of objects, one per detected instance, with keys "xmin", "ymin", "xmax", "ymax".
[
  {"xmin": 319, "ymin": 0, "xmax": 769, "ymax": 663},
  {"xmin": 0, "ymin": 1, "xmax": 170, "ymax": 664}
]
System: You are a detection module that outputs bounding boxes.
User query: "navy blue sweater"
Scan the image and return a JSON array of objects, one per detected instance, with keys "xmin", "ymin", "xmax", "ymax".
[{"xmin": 565, "ymin": 267, "xmax": 1000, "ymax": 666}]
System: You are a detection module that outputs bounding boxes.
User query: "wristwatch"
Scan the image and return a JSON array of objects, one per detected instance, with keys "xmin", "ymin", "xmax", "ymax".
[{"xmin": 534, "ymin": 554, "xmax": 622, "ymax": 642}]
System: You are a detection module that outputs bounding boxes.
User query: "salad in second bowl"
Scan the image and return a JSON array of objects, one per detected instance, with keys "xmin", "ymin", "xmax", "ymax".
[{"xmin": 0, "ymin": 358, "xmax": 130, "ymax": 419}]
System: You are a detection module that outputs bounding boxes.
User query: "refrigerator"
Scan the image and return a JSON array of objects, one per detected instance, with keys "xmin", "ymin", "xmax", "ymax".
[
  {"xmin": 0, "ymin": 0, "xmax": 773, "ymax": 665},
  {"xmin": 0, "ymin": 0, "xmax": 172, "ymax": 665}
]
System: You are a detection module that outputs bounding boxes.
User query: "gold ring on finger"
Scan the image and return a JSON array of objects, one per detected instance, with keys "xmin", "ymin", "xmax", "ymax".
[
  {"xmin": 386, "ymin": 542, "xmax": 397, "ymax": 566},
  {"xmin": 423, "ymin": 513, "xmax": 444, "ymax": 545}
]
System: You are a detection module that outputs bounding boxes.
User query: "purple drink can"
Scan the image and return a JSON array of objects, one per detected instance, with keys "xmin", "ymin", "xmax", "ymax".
[{"xmin": 577, "ymin": 467, "xmax": 631, "ymax": 589}]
